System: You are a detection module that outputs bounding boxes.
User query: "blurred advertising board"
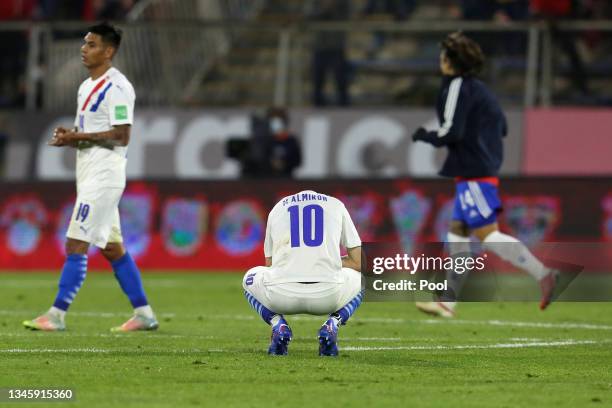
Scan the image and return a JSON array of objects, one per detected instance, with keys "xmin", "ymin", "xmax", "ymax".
[
  {"xmin": 1, "ymin": 109, "xmax": 523, "ymax": 180},
  {"xmin": 0, "ymin": 178, "xmax": 610, "ymax": 270}
]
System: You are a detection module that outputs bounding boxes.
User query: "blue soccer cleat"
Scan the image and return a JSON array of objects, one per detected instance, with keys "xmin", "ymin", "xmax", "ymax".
[
  {"xmin": 268, "ymin": 317, "xmax": 292, "ymax": 355},
  {"xmin": 318, "ymin": 318, "xmax": 339, "ymax": 357}
]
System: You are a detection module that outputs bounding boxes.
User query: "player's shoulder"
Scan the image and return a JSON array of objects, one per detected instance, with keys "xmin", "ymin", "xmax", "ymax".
[
  {"xmin": 273, "ymin": 190, "xmax": 344, "ymax": 211},
  {"xmin": 108, "ymin": 68, "xmax": 135, "ymax": 94}
]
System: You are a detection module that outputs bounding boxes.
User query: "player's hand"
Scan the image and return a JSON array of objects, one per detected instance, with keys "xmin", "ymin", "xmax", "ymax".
[
  {"xmin": 49, "ymin": 127, "xmax": 73, "ymax": 146},
  {"xmin": 411, "ymin": 127, "xmax": 428, "ymax": 142}
]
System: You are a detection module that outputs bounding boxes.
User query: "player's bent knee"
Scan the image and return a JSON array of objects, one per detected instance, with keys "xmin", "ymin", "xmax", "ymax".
[
  {"xmin": 449, "ymin": 221, "xmax": 469, "ymax": 237},
  {"xmin": 65, "ymin": 238, "xmax": 90, "ymax": 255},
  {"xmin": 243, "ymin": 266, "xmax": 267, "ymax": 290},
  {"xmin": 101, "ymin": 243, "xmax": 125, "ymax": 262}
]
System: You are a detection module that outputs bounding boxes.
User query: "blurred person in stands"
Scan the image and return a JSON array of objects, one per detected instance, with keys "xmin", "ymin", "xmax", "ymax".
[
  {"xmin": 362, "ymin": 0, "xmax": 416, "ymax": 21},
  {"xmin": 530, "ymin": 0, "xmax": 590, "ymax": 95},
  {"xmin": 0, "ymin": 0, "xmax": 35, "ymax": 107},
  {"xmin": 361, "ymin": 0, "xmax": 417, "ymax": 59},
  {"xmin": 452, "ymin": 0, "xmax": 529, "ymax": 55},
  {"xmin": 305, "ymin": 0, "xmax": 351, "ymax": 107},
  {"xmin": 80, "ymin": 0, "xmax": 136, "ymax": 21},
  {"xmin": 0, "ymin": 129, "xmax": 7, "ymax": 177},
  {"xmin": 96, "ymin": 0, "xmax": 136, "ymax": 20},
  {"xmin": 411, "ymin": 32, "xmax": 559, "ymax": 318},
  {"xmin": 228, "ymin": 107, "xmax": 302, "ymax": 178},
  {"xmin": 262, "ymin": 107, "xmax": 302, "ymax": 178}
]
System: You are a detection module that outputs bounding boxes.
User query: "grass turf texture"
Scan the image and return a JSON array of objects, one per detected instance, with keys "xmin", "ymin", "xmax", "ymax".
[{"xmin": 0, "ymin": 272, "xmax": 611, "ymax": 408}]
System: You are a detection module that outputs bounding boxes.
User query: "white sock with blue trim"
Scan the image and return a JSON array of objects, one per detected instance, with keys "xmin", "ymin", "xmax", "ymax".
[
  {"xmin": 441, "ymin": 232, "xmax": 472, "ymax": 308},
  {"xmin": 270, "ymin": 315, "xmax": 281, "ymax": 327},
  {"xmin": 482, "ymin": 230, "xmax": 547, "ymax": 280}
]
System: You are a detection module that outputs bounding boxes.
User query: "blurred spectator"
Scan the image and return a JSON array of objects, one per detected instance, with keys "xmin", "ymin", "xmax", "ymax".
[
  {"xmin": 35, "ymin": 0, "xmax": 61, "ymax": 19},
  {"xmin": 82, "ymin": 0, "xmax": 136, "ymax": 21},
  {"xmin": 530, "ymin": 0, "xmax": 572, "ymax": 17},
  {"xmin": 530, "ymin": 0, "xmax": 590, "ymax": 95},
  {"xmin": 227, "ymin": 108, "xmax": 302, "ymax": 178},
  {"xmin": 97, "ymin": 0, "xmax": 135, "ymax": 20},
  {"xmin": 361, "ymin": 0, "xmax": 417, "ymax": 59},
  {"xmin": 0, "ymin": 0, "xmax": 36, "ymax": 18},
  {"xmin": 0, "ymin": 131, "xmax": 6, "ymax": 177},
  {"xmin": 455, "ymin": 0, "xmax": 529, "ymax": 55},
  {"xmin": 457, "ymin": 0, "xmax": 529, "ymax": 21},
  {"xmin": 589, "ymin": 0, "xmax": 612, "ymax": 18},
  {"xmin": 305, "ymin": 0, "xmax": 351, "ymax": 107},
  {"xmin": 0, "ymin": 0, "xmax": 35, "ymax": 107},
  {"xmin": 362, "ymin": 0, "xmax": 417, "ymax": 21},
  {"xmin": 263, "ymin": 107, "xmax": 302, "ymax": 177}
]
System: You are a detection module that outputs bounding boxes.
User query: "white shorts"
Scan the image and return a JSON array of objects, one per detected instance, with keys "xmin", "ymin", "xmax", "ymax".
[
  {"xmin": 242, "ymin": 266, "xmax": 362, "ymax": 315},
  {"xmin": 66, "ymin": 186, "xmax": 124, "ymax": 249}
]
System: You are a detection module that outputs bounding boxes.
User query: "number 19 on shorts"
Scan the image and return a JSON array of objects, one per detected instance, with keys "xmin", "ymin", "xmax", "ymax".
[
  {"xmin": 75, "ymin": 203, "xmax": 90, "ymax": 222},
  {"xmin": 288, "ymin": 204, "xmax": 324, "ymax": 247}
]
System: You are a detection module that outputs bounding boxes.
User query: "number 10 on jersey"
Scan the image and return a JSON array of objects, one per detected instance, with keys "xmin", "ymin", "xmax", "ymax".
[{"xmin": 288, "ymin": 204, "xmax": 324, "ymax": 247}]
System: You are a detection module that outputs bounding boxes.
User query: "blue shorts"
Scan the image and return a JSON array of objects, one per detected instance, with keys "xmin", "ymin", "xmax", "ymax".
[{"xmin": 452, "ymin": 181, "xmax": 502, "ymax": 229}]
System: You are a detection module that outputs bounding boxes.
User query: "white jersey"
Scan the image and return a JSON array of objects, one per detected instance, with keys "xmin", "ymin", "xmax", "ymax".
[
  {"xmin": 74, "ymin": 67, "xmax": 134, "ymax": 189},
  {"xmin": 264, "ymin": 190, "xmax": 362, "ymax": 284}
]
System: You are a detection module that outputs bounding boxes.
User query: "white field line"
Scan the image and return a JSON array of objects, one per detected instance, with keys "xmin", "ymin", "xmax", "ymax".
[
  {"xmin": 0, "ymin": 310, "xmax": 176, "ymax": 318},
  {"xmin": 226, "ymin": 314, "xmax": 612, "ymax": 331},
  {"xmin": 2, "ymin": 310, "xmax": 612, "ymax": 331},
  {"xmin": 0, "ymin": 348, "xmax": 207, "ymax": 354},
  {"xmin": 342, "ymin": 339, "xmax": 611, "ymax": 352},
  {"xmin": 0, "ymin": 332, "xmax": 402, "ymax": 342},
  {"xmin": 0, "ymin": 280, "xmax": 187, "ymax": 288},
  {"xmin": 0, "ymin": 332, "xmax": 216, "ymax": 340},
  {"xmin": 509, "ymin": 337, "xmax": 544, "ymax": 342},
  {"xmin": 2, "ymin": 339, "xmax": 610, "ymax": 354}
]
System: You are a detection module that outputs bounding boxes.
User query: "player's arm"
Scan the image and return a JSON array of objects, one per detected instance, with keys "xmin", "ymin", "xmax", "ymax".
[
  {"xmin": 263, "ymin": 212, "xmax": 273, "ymax": 267},
  {"xmin": 50, "ymin": 125, "xmax": 130, "ymax": 147},
  {"xmin": 412, "ymin": 78, "xmax": 471, "ymax": 147},
  {"xmin": 48, "ymin": 126, "xmax": 80, "ymax": 148},
  {"xmin": 340, "ymin": 204, "xmax": 362, "ymax": 272},
  {"xmin": 342, "ymin": 246, "xmax": 361, "ymax": 272}
]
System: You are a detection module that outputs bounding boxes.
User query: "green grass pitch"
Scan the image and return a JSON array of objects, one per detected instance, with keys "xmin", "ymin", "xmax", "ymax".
[{"xmin": 1, "ymin": 272, "xmax": 611, "ymax": 407}]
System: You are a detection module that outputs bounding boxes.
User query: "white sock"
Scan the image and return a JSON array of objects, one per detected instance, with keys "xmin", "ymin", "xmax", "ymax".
[
  {"xmin": 134, "ymin": 305, "xmax": 154, "ymax": 319},
  {"xmin": 447, "ymin": 232, "xmax": 471, "ymax": 255},
  {"xmin": 440, "ymin": 301, "xmax": 457, "ymax": 311},
  {"xmin": 330, "ymin": 315, "xmax": 342, "ymax": 327},
  {"xmin": 48, "ymin": 306, "xmax": 66, "ymax": 322},
  {"xmin": 270, "ymin": 314, "xmax": 281, "ymax": 326},
  {"xmin": 442, "ymin": 233, "xmax": 471, "ymax": 304},
  {"xmin": 482, "ymin": 230, "xmax": 547, "ymax": 280}
]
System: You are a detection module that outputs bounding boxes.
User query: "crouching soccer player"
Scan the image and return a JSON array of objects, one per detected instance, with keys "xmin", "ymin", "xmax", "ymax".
[
  {"xmin": 412, "ymin": 32, "xmax": 558, "ymax": 318},
  {"xmin": 243, "ymin": 190, "xmax": 363, "ymax": 356},
  {"xmin": 23, "ymin": 22, "xmax": 158, "ymax": 332}
]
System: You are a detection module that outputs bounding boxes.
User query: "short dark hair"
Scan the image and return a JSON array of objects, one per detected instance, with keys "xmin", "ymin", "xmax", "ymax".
[
  {"xmin": 88, "ymin": 22, "xmax": 122, "ymax": 50},
  {"xmin": 266, "ymin": 106, "xmax": 289, "ymax": 126},
  {"xmin": 441, "ymin": 32, "xmax": 485, "ymax": 76}
]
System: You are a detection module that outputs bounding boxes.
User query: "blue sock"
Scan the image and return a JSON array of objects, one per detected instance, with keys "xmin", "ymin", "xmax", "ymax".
[
  {"xmin": 244, "ymin": 291, "xmax": 276, "ymax": 325},
  {"xmin": 53, "ymin": 254, "xmax": 88, "ymax": 311},
  {"xmin": 334, "ymin": 290, "xmax": 364, "ymax": 325},
  {"xmin": 112, "ymin": 252, "xmax": 148, "ymax": 308}
]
